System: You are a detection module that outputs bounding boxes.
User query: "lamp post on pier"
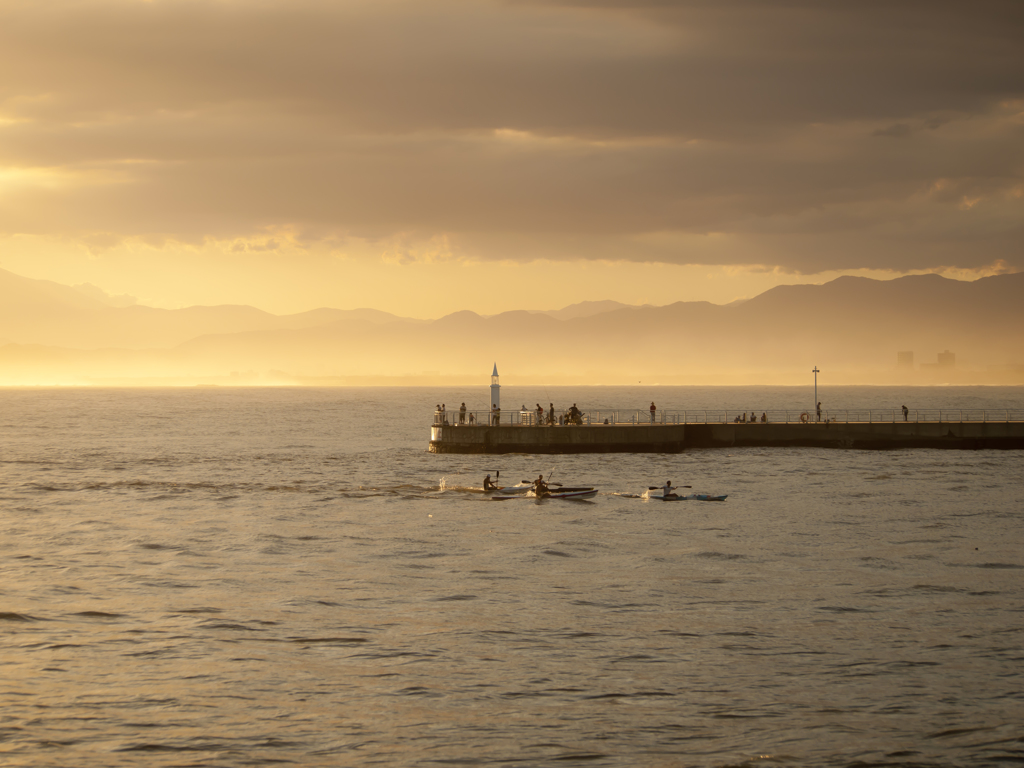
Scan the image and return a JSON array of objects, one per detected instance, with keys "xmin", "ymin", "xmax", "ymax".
[{"xmin": 812, "ymin": 366, "xmax": 820, "ymax": 421}]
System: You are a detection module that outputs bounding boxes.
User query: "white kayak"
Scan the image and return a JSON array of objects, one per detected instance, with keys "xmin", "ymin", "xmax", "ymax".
[
  {"xmin": 493, "ymin": 487, "xmax": 597, "ymax": 501},
  {"xmin": 650, "ymin": 492, "xmax": 727, "ymax": 502},
  {"xmin": 484, "ymin": 483, "xmax": 532, "ymax": 494}
]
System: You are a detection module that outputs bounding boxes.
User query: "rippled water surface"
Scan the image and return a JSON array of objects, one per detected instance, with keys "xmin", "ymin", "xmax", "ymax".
[{"xmin": 2, "ymin": 386, "xmax": 1023, "ymax": 767}]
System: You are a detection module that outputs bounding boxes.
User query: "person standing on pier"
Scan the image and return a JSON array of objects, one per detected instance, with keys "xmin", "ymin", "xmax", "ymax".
[
  {"xmin": 816, "ymin": 402, "xmax": 822, "ymax": 422},
  {"xmin": 536, "ymin": 403, "xmax": 544, "ymax": 425},
  {"xmin": 568, "ymin": 403, "xmax": 581, "ymax": 425},
  {"xmin": 902, "ymin": 404, "xmax": 909, "ymax": 422},
  {"xmin": 650, "ymin": 402, "xmax": 657, "ymax": 423},
  {"xmin": 548, "ymin": 403, "xmax": 555, "ymax": 426},
  {"xmin": 459, "ymin": 403, "xmax": 466, "ymax": 424},
  {"xmin": 492, "ymin": 404, "xmax": 501, "ymax": 426}
]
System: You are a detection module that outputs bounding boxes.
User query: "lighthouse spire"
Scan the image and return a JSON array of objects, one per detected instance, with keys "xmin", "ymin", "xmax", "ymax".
[{"xmin": 490, "ymin": 363, "xmax": 501, "ymax": 412}]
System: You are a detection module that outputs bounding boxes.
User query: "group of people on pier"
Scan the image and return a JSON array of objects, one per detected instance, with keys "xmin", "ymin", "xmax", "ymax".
[
  {"xmin": 441, "ymin": 401, "xmax": 916, "ymax": 427},
  {"xmin": 439, "ymin": 401, "xmax": 665, "ymax": 426},
  {"xmin": 734, "ymin": 412, "xmax": 768, "ymax": 423},
  {"xmin": 528, "ymin": 403, "xmax": 584, "ymax": 425},
  {"xmin": 434, "ymin": 404, "xmax": 472, "ymax": 425}
]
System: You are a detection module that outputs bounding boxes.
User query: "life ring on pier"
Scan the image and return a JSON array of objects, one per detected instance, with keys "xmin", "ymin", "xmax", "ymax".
[{"xmin": 800, "ymin": 412, "xmax": 809, "ymax": 423}]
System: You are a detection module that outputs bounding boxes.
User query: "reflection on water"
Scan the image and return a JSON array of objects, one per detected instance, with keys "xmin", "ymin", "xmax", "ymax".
[{"xmin": 1, "ymin": 387, "xmax": 1023, "ymax": 767}]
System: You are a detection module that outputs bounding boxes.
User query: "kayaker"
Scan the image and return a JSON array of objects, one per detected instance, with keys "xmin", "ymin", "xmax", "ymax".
[
  {"xmin": 483, "ymin": 474, "xmax": 498, "ymax": 491},
  {"xmin": 662, "ymin": 480, "xmax": 677, "ymax": 498},
  {"xmin": 533, "ymin": 474, "xmax": 549, "ymax": 496}
]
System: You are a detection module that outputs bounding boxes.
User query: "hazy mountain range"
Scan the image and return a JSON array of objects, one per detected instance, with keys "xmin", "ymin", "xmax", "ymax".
[{"xmin": 1, "ymin": 267, "xmax": 1022, "ymax": 385}]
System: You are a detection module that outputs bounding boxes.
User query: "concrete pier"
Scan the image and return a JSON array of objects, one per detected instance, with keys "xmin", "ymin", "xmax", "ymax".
[{"xmin": 429, "ymin": 420, "xmax": 1024, "ymax": 454}]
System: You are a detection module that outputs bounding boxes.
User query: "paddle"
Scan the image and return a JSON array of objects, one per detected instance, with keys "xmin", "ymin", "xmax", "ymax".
[{"xmin": 649, "ymin": 486, "xmax": 691, "ymax": 489}]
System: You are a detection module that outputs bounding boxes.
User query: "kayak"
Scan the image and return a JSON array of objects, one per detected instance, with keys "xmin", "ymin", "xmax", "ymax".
[
  {"xmin": 485, "ymin": 483, "xmax": 532, "ymax": 494},
  {"xmin": 544, "ymin": 489, "xmax": 598, "ymax": 500},
  {"xmin": 493, "ymin": 488, "xmax": 598, "ymax": 501},
  {"xmin": 489, "ymin": 483, "xmax": 591, "ymax": 495},
  {"xmin": 651, "ymin": 493, "xmax": 727, "ymax": 502}
]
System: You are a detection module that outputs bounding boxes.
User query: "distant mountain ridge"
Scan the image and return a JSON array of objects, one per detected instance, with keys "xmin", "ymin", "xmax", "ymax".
[
  {"xmin": 1, "ymin": 267, "xmax": 1022, "ymax": 384},
  {"xmin": 0, "ymin": 267, "xmax": 414, "ymax": 349},
  {"xmin": 536, "ymin": 300, "xmax": 640, "ymax": 321}
]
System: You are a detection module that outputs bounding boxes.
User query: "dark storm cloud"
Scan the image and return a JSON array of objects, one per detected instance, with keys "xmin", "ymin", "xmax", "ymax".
[{"xmin": 0, "ymin": 0, "xmax": 1021, "ymax": 272}]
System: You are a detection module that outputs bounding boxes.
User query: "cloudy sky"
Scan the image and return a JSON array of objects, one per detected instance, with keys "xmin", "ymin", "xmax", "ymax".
[{"xmin": 1, "ymin": 0, "xmax": 1021, "ymax": 316}]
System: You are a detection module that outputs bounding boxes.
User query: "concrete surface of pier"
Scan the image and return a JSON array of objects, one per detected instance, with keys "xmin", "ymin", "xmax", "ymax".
[{"xmin": 429, "ymin": 421, "xmax": 1024, "ymax": 454}]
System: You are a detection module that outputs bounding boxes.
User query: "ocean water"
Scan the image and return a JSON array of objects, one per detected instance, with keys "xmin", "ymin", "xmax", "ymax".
[{"xmin": 2, "ymin": 385, "xmax": 1023, "ymax": 767}]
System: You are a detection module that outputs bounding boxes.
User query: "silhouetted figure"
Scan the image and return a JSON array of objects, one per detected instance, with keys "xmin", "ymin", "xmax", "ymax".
[
  {"xmin": 548, "ymin": 403, "xmax": 555, "ymax": 425},
  {"xmin": 459, "ymin": 403, "xmax": 466, "ymax": 424},
  {"xmin": 650, "ymin": 402, "xmax": 656, "ymax": 424},
  {"xmin": 902, "ymin": 404, "xmax": 909, "ymax": 422},
  {"xmin": 483, "ymin": 474, "xmax": 497, "ymax": 491},
  {"xmin": 761, "ymin": 412, "xmax": 767, "ymax": 423},
  {"xmin": 533, "ymin": 474, "xmax": 549, "ymax": 496},
  {"xmin": 816, "ymin": 402, "xmax": 822, "ymax": 422},
  {"xmin": 568, "ymin": 403, "xmax": 582, "ymax": 425}
]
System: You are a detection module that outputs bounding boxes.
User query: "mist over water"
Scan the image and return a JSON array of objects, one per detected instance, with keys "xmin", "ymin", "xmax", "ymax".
[{"xmin": 2, "ymin": 386, "xmax": 1023, "ymax": 767}]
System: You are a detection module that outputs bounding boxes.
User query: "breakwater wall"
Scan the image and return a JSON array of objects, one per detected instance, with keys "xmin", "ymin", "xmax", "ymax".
[{"xmin": 429, "ymin": 421, "xmax": 1024, "ymax": 454}]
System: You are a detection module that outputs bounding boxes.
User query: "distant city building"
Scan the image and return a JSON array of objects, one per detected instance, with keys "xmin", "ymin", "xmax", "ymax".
[
  {"xmin": 897, "ymin": 351, "xmax": 914, "ymax": 368},
  {"xmin": 920, "ymin": 350, "xmax": 957, "ymax": 371}
]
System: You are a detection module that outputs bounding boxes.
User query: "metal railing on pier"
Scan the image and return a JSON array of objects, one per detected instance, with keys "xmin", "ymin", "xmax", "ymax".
[{"xmin": 433, "ymin": 408, "xmax": 1024, "ymax": 427}]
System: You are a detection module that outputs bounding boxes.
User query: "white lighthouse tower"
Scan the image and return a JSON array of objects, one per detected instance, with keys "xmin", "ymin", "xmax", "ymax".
[{"xmin": 490, "ymin": 363, "xmax": 501, "ymax": 412}]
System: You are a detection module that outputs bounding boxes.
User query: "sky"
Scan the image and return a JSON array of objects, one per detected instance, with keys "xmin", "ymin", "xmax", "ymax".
[{"xmin": 0, "ymin": 0, "xmax": 1021, "ymax": 318}]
